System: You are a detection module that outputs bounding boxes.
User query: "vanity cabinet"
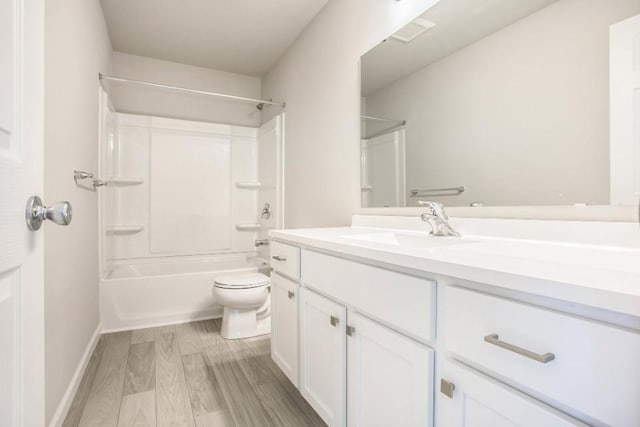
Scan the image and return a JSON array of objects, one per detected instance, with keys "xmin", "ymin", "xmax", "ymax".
[
  {"xmin": 299, "ymin": 287, "xmax": 347, "ymax": 427},
  {"xmin": 439, "ymin": 360, "xmax": 584, "ymax": 427},
  {"xmin": 270, "ymin": 272, "xmax": 299, "ymax": 386},
  {"xmin": 269, "ymin": 234, "xmax": 639, "ymax": 426}
]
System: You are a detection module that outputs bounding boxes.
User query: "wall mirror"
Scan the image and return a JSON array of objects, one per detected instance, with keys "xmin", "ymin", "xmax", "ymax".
[{"xmin": 360, "ymin": 0, "xmax": 640, "ymax": 208}]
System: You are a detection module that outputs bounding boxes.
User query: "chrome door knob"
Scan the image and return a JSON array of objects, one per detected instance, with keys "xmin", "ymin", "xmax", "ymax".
[{"xmin": 25, "ymin": 196, "xmax": 72, "ymax": 231}]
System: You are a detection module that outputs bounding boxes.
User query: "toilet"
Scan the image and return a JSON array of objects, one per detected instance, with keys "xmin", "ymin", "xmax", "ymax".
[{"xmin": 213, "ymin": 272, "xmax": 271, "ymax": 339}]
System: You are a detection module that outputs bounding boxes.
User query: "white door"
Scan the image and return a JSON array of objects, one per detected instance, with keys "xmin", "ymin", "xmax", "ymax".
[
  {"xmin": 438, "ymin": 360, "xmax": 585, "ymax": 427},
  {"xmin": 270, "ymin": 272, "xmax": 299, "ymax": 387},
  {"xmin": 347, "ymin": 312, "xmax": 433, "ymax": 427},
  {"xmin": 0, "ymin": 0, "xmax": 45, "ymax": 425},
  {"xmin": 610, "ymin": 13, "xmax": 640, "ymax": 205},
  {"xmin": 299, "ymin": 287, "xmax": 346, "ymax": 427}
]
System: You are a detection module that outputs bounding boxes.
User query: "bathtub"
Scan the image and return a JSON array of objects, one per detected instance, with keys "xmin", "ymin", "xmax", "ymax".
[{"xmin": 100, "ymin": 253, "xmax": 270, "ymax": 331}]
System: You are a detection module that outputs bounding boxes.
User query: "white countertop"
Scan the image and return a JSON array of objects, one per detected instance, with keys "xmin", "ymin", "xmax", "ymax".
[{"xmin": 269, "ymin": 217, "xmax": 640, "ymax": 317}]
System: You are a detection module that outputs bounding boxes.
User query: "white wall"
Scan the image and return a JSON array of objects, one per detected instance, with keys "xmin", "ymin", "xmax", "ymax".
[
  {"xmin": 111, "ymin": 52, "xmax": 262, "ymax": 127},
  {"xmin": 44, "ymin": 0, "xmax": 112, "ymax": 423},
  {"xmin": 261, "ymin": 0, "xmax": 440, "ymax": 228},
  {"xmin": 365, "ymin": 0, "xmax": 640, "ymax": 208}
]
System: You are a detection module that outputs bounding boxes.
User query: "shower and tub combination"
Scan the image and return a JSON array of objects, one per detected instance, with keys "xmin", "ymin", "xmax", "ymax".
[{"xmin": 96, "ymin": 81, "xmax": 284, "ymax": 333}]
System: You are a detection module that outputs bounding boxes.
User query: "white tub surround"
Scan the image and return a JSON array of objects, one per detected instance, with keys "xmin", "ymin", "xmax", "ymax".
[
  {"xmin": 269, "ymin": 215, "xmax": 640, "ymax": 427},
  {"xmin": 98, "ymin": 106, "xmax": 284, "ymax": 331},
  {"xmin": 100, "ymin": 113, "xmax": 262, "ymax": 265}
]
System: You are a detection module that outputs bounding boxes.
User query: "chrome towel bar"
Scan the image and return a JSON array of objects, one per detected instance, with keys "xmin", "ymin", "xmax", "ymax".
[
  {"xmin": 410, "ymin": 186, "xmax": 465, "ymax": 197},
  {"xmin": 74, "ymin": 170, "xmax": 106, "ymax": 189}
]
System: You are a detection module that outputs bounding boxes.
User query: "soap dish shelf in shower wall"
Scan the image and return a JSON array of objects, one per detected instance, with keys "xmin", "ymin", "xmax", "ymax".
[
  {"xmin": 235, "ymin": 223, "xmax": 262, "ymax": 231},
  {"xmin": 236, "ymin": 182, "xmax": 261, "ymax": 189},
  {"xmin": 106, "ymin": 177, "xmax": 144, "ymax": 186},
  {"xmin": 106, "ymin": 225, "xmax": 144, "ymax": 235}
]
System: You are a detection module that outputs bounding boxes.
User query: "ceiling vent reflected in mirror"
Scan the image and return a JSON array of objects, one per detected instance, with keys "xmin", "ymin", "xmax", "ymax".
[{"xmin": 391, "ymin": 17, "xmax": 437, "ymax": 43}]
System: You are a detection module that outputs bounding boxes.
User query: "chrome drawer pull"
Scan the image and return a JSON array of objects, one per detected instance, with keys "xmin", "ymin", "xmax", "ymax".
[
  {"xmin": 346, "ymin": 325, "xmax": 355, "ymax": 336},
  {"xmin": 330, "ymin": 316, "xmax": 339, "ymax": 327},
  {"xmin": 484, "ymin": 333, "xmax": 555, "ymax": 364},
  {"xmin": 287, "ymin": 290, "xmax": 295, "ymax": 299},
  {"xmin": 440, "ymin": 379, "xmax": 455, "ymax": 399},
  {"xmin": 272, "ymin": 255, "xmax": 287, "ymax": 262}
]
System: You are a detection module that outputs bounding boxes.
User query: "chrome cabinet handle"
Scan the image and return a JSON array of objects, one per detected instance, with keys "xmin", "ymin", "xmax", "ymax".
[
  {"xmin": 440, "ymin": 379, "xmax": 455, "ymax": 399},
  {"xmin": 330, "ymin": 316, "xmax": 339, "ymax": 327},
  {"xmin": 484, "ymin": 333, "xmax": 555, "ymax": 364},
  {"xmin": 25, "ymin": 196, "xmax": 72, "ymax": 231},
  {"xmin": 287, "ymin": 291, "xmax": 295, "ymax": 299},
  {"xmin": 346, "ymin": 325, "xmax": 355, "ymax": 336},
  {"xmin": 272, "ymin": 255, "xmax": 287, "ymax": 262}
]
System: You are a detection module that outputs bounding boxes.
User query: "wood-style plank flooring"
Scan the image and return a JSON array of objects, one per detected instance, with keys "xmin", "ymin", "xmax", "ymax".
[{"xmin": 63, "ymin": 319, "xmax": 325, "ymax": 427}]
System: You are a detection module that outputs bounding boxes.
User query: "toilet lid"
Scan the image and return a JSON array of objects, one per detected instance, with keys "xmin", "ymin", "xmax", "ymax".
[{"xmin": 214, "ymin": 272, "xmax": 270, "ymax": 289}]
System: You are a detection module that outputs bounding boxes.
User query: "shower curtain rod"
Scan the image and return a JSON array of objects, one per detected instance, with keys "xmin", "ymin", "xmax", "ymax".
[
  {"xmin": 362, "ymin": 122, "xmax": 406, "ymax": 140},
  {"xmin": 98, "ymin": 73, "xmax": 286, "ymax": 108},
  {"xmin": 361, "ymin": 115, "xmax": 406, "ymax": 126}
]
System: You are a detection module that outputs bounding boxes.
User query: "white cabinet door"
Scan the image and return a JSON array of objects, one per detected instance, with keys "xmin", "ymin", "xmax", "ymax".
[
  {"xmin": 300, "ymin": 287, "xmax": 347, "ymax": 427},
  {"xmin": 347, "ymin": 311, "xmax": 433, "ymax": 427},
  {"xmin": 271, "ymin": 272, "xmax": 299, "ymax": 386},
  {"xmin": 438, "ymin": 360, "xmax": 586, "ymax": 427}
]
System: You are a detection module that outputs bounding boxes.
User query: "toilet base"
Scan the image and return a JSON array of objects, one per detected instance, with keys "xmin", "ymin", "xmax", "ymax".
[{"xmin": 220, "ymin": 307, "xmax": 271, "ymax": 340}]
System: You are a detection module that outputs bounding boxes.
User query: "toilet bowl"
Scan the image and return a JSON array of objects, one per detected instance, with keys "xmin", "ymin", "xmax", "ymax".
[{"xmin": 213, "ymin": 272, "xmax": 271, "ymax": 339}]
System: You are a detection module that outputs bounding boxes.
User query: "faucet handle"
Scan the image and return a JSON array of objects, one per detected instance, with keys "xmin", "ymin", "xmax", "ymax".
[{"xmin": 418, "ymin": 201, "xmax": 448, "ymax": 219}]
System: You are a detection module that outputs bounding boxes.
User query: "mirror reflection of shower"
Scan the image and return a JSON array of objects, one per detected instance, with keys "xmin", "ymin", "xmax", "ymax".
[{"xmin": 360, "ymin": 115, "xmax": 406, "ymax": 208}]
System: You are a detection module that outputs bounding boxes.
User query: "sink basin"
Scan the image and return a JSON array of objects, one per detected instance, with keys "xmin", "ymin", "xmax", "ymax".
[{"xmin": 340, "ymin": 231, "xmax": 476, "ymax": 250}]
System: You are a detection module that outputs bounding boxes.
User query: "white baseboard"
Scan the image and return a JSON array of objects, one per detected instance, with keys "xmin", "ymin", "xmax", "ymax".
[
  {"xmin": 48, "ymin": 323, "xmax": 102, "ymax": 427},
  {"xmin": 101, "ymin": 311, "xmax": 223, "ymax": 334}
]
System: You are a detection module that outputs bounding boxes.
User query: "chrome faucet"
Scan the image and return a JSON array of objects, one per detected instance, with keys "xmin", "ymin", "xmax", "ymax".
[{"xmin": 419, "ymin": 201, "xmax": 460, "ymax": 237}]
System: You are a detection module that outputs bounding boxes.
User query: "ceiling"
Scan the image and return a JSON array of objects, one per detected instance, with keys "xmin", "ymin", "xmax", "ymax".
[
  {"xmin": 99, "ymin": 0, "xmax": 328, "ymax": 77},
  {"xmin": 362, "ymin": 0, "xmax": 560, "ymax": 95}
]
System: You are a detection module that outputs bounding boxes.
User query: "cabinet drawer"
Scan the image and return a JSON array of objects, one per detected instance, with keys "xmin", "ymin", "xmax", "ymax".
[
  {"xmin": 302, "ymin": 250, "xmax": 436, "ymax": 343},
  {"xmin": 444, "ymin": 286, "xmax": 640, "ymax": 426},
  {"xmin": 270, "ymin": 241, "xmax": 300, "ymax": 280}
]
